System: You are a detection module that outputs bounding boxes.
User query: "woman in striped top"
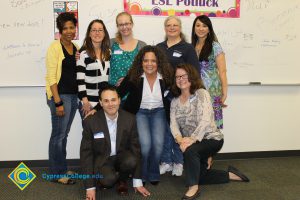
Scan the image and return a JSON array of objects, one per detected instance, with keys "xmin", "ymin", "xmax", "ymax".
[{"xmin": 77, "ymin": 19, "xmax": 111, "ymax": 118}]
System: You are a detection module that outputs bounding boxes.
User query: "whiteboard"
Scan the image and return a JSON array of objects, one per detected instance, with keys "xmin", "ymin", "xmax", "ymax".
[{"xmin": 0, "ymin": 0, "xmax": 299, "ymax": 86}]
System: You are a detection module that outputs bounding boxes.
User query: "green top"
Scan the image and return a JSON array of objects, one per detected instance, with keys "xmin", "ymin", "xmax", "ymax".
[{"xmin": 108, "ymin": 39, "xmax": 146, "ymax": 86}]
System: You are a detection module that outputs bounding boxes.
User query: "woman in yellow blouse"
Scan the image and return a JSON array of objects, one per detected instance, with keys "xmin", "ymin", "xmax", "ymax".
[{"xmin": 45, "ymin": 12, "xmax": 78, "ymax": 185}]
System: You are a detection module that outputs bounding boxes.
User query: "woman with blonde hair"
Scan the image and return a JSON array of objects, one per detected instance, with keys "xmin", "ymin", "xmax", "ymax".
[
  {"xmin": 157, "ymin": 15, "xmax": 199, "ymax": 177},
  {"xmin": 109, "ymin": 12, "xmax": 146, "ymax": 87}
]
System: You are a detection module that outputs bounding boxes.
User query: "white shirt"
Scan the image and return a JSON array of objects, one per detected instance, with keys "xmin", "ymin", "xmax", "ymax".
[
  {"xmin": 140, "ymin": 73, "xmax": 164, "ymax": 109},
  {"xmin": 87, "ymin": 112, "xmax": 142, "ymax": 191},
  {"xmin": 105, "ymin": 113, "xmax": 118, "ymax": 156}
]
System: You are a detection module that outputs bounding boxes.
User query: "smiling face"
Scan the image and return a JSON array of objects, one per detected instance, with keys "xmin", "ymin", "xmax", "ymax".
[
  {"xmin": 60, "ymin": 21, "xmax": 76, "ymax": 42},
  {"xmin": 175, "ymin": 68, "xmax": 191, "ymax": 91},
  {"xmin": 100, "ymin": 90, "xmax": 121, "ymax": 118},
  {"xmin": 89, "ymin": 22, "xmax": 105, "ymax": 45},
  {"xmin": 194, "ymin": 19, "xmax": 209, "ymax": 40},
  {"xmin": 142, "ymin": 52, "xmax": 158, "ymax": 76},
  {"xmin": 164, "ymin": 17, "xmax": 181, "ymax": 39},
  {"xmin": 116, "ymin": 14, "xmax": 133, "ymax": 37}
]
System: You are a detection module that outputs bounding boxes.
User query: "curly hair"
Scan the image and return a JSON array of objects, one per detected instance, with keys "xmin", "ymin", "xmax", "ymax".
[
  {"xmin": 191, "ymin": 15, "xmax": 218, "ymax": 61},
  {"xmin": 56, "ymin": 12, "xmax": 77, "ymax": 34},
  {"xmin": 127, "ymin": 45, "xmax": 173, "ymax": 87},
  {"xmin": 171, "ymin": 63, "xmax": 205, "ymax": 97},
  {"xmin": 79, "ymin": 19, "xmax": 111, "ymax": 61}
]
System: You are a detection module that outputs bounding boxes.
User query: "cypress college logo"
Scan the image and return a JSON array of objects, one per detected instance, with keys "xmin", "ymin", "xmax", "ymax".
[{"xmin": 8, "ymin": 162, "xmax": 36, "ymax": 190}]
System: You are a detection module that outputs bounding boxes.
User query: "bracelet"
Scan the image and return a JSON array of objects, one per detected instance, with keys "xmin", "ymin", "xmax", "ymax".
[{"xmin": 55, "ymin": 101, "xmax": 64, "ymax": 107}]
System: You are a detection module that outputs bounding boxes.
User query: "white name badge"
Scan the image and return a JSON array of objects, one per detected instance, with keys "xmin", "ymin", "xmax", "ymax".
[
  {"xmin": 164, "ymin": 90, "xmax": 169, "ymax": 97},
  {"xmin": 94, "ymin": 132, "xmax": 104, "ymax": 139},
  {"xmin": 113, "ymin": 50, "xmax": 123, "ymax": 55},
  {"xmin": 173, "ymin": 51, "xmax": 182, "ymax": 57}
]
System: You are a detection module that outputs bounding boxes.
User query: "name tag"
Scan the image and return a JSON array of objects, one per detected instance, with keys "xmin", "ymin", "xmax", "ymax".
[
  {"xmin": 113, "ymin": 50, "xmax": 123, "ymax": 55},
  {"xmin": 164, "ymin": 90, "xmax": 169, "ymax": 97},
  {"xmin": 94, "ymin": 132, "xmax": 104, "ymax": 139},
  {"xmin": 173, "ymin": 51, "xmax": 182, "ymax": 57}
]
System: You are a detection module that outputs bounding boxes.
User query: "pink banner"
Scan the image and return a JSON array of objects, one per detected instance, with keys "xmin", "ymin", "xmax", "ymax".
[{"xmin": 124, "ymin": 0, "xmax": 240, "ymax": 18}]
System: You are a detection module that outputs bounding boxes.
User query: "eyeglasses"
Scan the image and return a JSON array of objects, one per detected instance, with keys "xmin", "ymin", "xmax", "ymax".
[
  {"xmin": 117, "ymin": 22, "xmax": 132, "ymax": 28},
  {"xmin": 90, "ymin": 29, "xmax": 104, "ymax": 33},
  {"xmin": 175, "ymin": 74, "xmax": 188, "ymax": 81}
]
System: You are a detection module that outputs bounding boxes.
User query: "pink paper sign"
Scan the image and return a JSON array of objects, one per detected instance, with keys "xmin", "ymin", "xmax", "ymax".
[{"xmin": 124, "ymin": 0, "xmax": 240, "ymax": 18}]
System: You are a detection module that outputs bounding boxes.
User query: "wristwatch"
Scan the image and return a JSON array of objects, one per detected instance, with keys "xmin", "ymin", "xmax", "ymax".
[{"xmin": 55, "ymin": 101, "xmax": 64, "ymax": 107}]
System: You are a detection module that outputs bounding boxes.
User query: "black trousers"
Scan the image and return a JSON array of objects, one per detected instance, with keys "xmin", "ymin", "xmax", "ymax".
[
  {"xmin": 184, "ymin": 139, "xmax": 229, "ymax": 186},
  {"xmin": 98, "ymin": 151, "xmax": 137, "ymax": 188}
]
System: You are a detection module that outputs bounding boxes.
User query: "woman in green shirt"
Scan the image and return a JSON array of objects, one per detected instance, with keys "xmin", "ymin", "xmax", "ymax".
[{"xmin": 109, "ymin": 12, "xmax": 146, "ymax": 87}]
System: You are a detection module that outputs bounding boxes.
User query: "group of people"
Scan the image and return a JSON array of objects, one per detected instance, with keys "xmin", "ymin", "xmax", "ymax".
[{"xmin": 45, "ymin": 11, "xmax": 249, "ymax": 200}]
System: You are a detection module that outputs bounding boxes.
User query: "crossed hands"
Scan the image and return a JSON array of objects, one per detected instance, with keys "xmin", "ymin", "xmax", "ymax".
[{"xmin": 179, "ymin": 137, "xmax": 194, "ymax": 152}]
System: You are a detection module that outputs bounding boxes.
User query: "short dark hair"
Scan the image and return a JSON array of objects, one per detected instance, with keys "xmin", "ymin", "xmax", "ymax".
[
  {"xmin": 98, "ymin": 84, "xmax": 120, "ymax": 100},
  {"xmin": 171, "ymin": 63, "xmax": 205, "ymax": 97},
  {"xmin": 56, "ymin": 12, "xmax": 77, "ymax": 34}
]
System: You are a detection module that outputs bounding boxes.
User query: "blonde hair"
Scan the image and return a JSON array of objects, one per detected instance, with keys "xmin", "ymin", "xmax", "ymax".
[
  {"xmin": 115, "ymin": 12, "xmax": 134, "ymax": 44},
  {"xmin": 164, "ymin": 16, "xmax": 186, "ymax": 41}
]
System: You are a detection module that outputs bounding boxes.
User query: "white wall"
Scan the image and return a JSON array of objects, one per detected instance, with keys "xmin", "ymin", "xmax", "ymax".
[{"xmin": 1, "ymin": 86, "xmax": 300, "ymax": 161}]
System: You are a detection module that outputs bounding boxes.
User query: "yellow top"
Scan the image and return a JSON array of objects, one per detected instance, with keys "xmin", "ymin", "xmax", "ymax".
[{"xmin": 45, "ymin": 40, "xmax": 78, "ymax": 99}]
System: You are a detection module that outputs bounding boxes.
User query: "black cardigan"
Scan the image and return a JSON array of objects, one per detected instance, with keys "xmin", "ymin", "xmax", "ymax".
[{"xmin": 117, "ymin": 76, "xmax": 173, "ymax": 123}]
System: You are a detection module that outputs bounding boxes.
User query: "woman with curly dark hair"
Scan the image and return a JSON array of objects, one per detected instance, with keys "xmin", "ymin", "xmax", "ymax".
[{"xmin": 117, "ymin": 45, "xmax": 173, "ymax": 185}]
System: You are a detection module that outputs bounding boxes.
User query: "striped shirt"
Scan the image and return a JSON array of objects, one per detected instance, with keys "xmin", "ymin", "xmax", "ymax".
[{"xmin": 77, "ymin": 50, "xmax": 110, "ymax": 108}]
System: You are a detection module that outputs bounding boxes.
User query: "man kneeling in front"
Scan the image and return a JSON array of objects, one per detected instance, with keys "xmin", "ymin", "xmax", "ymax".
[{"xmin": 80, "ymin": 85, "xmax": 150, "ymax": 200}]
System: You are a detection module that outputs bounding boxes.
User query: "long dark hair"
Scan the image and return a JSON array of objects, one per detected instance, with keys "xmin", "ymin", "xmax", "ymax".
[
  {"xmin": 80, "ymin": 19, "xmax": 110, "ymax": 61},
  {"xmin": 191, "ymin": 15, "xmax": 218, "ymax": 61},
  {"xmin": 172, "ymin": 63, "xmax": 205, "ymax": 97},
  {"xmin": 128, "ymin": 45, "xmax": 173, "ymax": 87}
]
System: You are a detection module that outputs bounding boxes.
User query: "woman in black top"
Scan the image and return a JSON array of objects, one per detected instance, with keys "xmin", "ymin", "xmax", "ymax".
[
  {"xmin": 157, "ymin": 16, "xmax": 199, "ymax": 177},
  {"xmin": 45, "ymin": 12, "xmax": 78, "ymax": 185}
]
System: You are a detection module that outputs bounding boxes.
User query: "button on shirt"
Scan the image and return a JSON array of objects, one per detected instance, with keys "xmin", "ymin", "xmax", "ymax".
[
  {"xmin": 140, "ymin": 73, "xmax": 163, "ymax": 109},
  {"xmin": 105, "ymin": 112, "xmax": 143, "ymax": 188},
  {"xmin": 87, "ymin": 112, "xmax": 143, "ymax": 190},
  {"xmin": 104, "ymin": 113, "xmax": 118, "ymax": 156}
]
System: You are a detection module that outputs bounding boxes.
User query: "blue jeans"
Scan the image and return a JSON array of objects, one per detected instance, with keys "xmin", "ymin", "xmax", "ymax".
[
  {"xmin": 160, "ymin": 126, "xmax": 183, "ymax": 164},
  {"xmin": 47, "ymin": 94, "xmax": 78, "ymax": 175},
  {"xmin": 136, "ymin": 107, "xmax": 167, "ymax": 182}
]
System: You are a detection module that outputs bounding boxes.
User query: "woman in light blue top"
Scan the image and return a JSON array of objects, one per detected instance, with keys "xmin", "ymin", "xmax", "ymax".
[{"xmin": 191, "ymin": 15, "xmax": 228, "ymax": 129}]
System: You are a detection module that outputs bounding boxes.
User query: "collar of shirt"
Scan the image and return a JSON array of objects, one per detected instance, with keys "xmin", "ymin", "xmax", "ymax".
[
  {"xmin": 104, "ymin": 112, "xmax": 118, "ymax": 156},
  {"xmin": 141, "ymin": 72, "xmax": 162, "ymax": 80},
  {"xmin": 104, "ymin": 112, "xmax": 118, "ymax": 124},
  {"xmin": 162, "ymin": 39, "xmax": 185, "ymax": 48}
]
